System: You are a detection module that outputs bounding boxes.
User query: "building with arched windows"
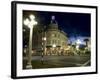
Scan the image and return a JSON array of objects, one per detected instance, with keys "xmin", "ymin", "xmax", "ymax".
[{"xmin": 32, "ymin": 16, "xmax": 68, "ymax": 56}]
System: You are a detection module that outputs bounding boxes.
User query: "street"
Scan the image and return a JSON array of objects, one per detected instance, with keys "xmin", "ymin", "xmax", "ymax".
[{"xmin": 23, "ymin": 55, "xmax": 90, "ymax": 69}]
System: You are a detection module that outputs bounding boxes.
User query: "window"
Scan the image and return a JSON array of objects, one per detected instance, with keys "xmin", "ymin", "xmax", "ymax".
[{"xmin": 52, "ymin": 34, "xmax": 55, "ymax": 37}]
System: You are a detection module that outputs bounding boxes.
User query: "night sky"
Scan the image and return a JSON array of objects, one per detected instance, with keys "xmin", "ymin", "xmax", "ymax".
[{"xmin": 23, "ymin": 11, "xmax": 91, "ymax": 38}]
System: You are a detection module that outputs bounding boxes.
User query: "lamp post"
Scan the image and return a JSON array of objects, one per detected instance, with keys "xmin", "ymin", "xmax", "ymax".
[
  {"xmin": 24, "ymin": 14, "xmax": 37, "ymax": 69},
  {"xmin": 43, "ymin": 37, "xmax": 46, "ymax": 55},
  {"xmin": 41, "ymin": 35, "xmax": 46, "ymax": 64}
]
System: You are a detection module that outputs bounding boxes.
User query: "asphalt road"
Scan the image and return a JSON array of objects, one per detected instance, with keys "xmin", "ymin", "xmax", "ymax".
[{"xmin": 23, "ymin": 55, "xmax": 90, "ymax": 69}]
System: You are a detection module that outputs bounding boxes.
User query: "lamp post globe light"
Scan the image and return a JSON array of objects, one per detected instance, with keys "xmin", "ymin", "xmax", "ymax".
[{"xmin": 24, "ymin": 14, "xmax": 37, "ymax": 69}]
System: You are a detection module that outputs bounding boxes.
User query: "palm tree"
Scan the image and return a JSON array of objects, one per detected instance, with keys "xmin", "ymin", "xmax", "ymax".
[{"xmin": 84, "ymin": 38, "xmax": 89, "ymax": 47}]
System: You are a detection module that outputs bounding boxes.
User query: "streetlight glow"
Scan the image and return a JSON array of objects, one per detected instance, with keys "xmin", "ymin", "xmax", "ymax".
[
  {"xmin": 43, "ymin": 37, "xmax": 46, "ymax": 41},
  {"xmin": 52, "ymin": 44, "xmax": 56, "ymax": 48},
  {"xmin": 76, "ymin": 39, "xmax": 81, "ymax": 45},
  {"xmin": 76, "ymin": 45, "xmax": 79, "ymax": 50},
  {"xmin": 29, "ymin": 14, "xmax": 35, "ymax": 20},
  {"xmin": 24, "ymin": 18, "xmax": 30, "ymax": 26},
  {"xmin": 76, "ymin": 39, "xmax": 81, "ymax": 50},
  {"xmin": 24, "ymin": 15, "xmax": 37, "ymax": 29},
  {"xmin": 29, "ymin": 20, "xmax": 37, "ymax": 26}
]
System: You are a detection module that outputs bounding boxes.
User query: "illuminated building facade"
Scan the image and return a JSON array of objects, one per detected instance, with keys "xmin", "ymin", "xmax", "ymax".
[{"xmin": 32, "ymin": 16, "xmax": 68, "ymax": 55}]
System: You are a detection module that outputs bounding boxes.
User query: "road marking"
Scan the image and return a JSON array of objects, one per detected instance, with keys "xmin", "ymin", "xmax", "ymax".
[{"xmin": 81, "ymin": 60, "xmax": 90, "ymax": 66}]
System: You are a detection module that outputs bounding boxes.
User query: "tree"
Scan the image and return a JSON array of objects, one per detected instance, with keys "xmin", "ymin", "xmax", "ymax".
[{"xmin": 84, "ymin": 38, "xmax": 89, "ymax": 47}]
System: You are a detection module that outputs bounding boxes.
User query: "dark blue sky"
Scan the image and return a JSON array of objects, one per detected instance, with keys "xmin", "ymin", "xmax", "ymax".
[{"xmin": 23, "ymin": 11, "xmax": 91, "ymax": 37}]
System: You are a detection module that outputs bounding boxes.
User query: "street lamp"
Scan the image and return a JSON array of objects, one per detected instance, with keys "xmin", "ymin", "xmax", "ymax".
[
  {"xmin": 43, "ymin": 37, "xmax": 46, "ymax": 41},
  {"xmin": 52, "ymin": 44, "xmax": 56, "ymax": 48},
  {"xmin": 24, "ymin": 14, "xmax": 37, "ymax": 69}
]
